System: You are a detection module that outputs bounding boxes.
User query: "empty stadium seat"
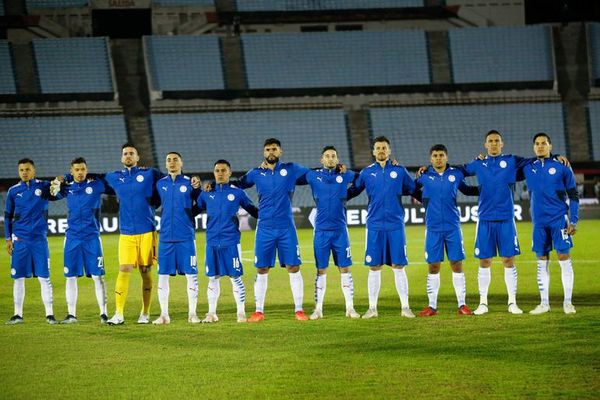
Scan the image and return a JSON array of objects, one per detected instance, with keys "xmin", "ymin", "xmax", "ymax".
[
  {"xmin": 369, "ymin": 102, "xmax": 567, "ymax": 166},
  {"xmin": 588, "ymin": 23, "xmax": 600, "ymax": 85},
  {"xmin": 33, "ymin": 37, "xmax": 114, "ymax": 94},
  {"xmin": 449, "ymin": 25, "xmax": 554, "ymax": 84},
  {"xmin": 152, "ymin": 0, "xmax": 214, "ymax": 5},
  {"xmin": 150, "ymin": 109, "xmax": 351, "ymax": 172},
  {"xmin": 26, "ymin": 0, "xmax": 89, "ymax": 9},
  {"xmin": 242, "ymin": 31, "xmax": 430, "ymax": 89},
  {"xmin": 0, "ymin": 41, "xmax": 17, "ymax": 94},
  {"xmin": 144, "ymin": 35, "xmax": 225, "ymax": 92},
  {"xmin": 0, "ymin": 116, "xmax": 128, "ymax": 179},
  {"xmin": 235, "ymin": 0, "xmax": 423, "ymax": 11},
  {"xmin": 589, "ymin": 101, "xmax": 600, "ymax": 161}
]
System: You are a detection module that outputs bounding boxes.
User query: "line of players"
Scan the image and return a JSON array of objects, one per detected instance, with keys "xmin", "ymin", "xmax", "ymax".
[{"xmin": 3, "ymin": 130, "xmax": 579, "ymax": 325}]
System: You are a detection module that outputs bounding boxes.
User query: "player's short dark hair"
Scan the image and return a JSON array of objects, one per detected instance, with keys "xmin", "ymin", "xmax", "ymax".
[
  {"xmin": 18, "ymin": 158, "xmax": 35, "ymax": 166},
  {"xmin": 214, "ymin": 159, "xmax": 231, "ymax": 168},
  {"xmin": 70, "ymin": 157, "xmax": 87, "ymax": 166},
  {"xmin": 372, "ymin": 136, "xmax": 391, "ymax": 146},
  {"xmin": 485, "ymin": 130, "xmax": 502, "ymax": 140},
  {"xmin": 122, "ymin": 142, "xmax": 137, "ymax": 151},
  {"xmin": 429, "ymin": 144, "xmax": 448, "ymax": 155},
  {"xmin": 533, "ymin": 132, "xmax": 552, "ymax": 144},
  {"xmin": 263, "ymin": 138, "xmax": 281, "ymax": 148},
  {"xmin": 166, "ymin": 151, "xmax": 182, "ymax": 159},
  {"xmin": 321, "ymin": 145, "xmax": 337, "ymax": 154}
]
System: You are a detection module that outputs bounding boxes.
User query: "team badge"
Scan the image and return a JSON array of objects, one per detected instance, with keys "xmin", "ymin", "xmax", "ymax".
[
  {"xmin": 180, "ymin": 185, "xmax": 187, "ymax": 193},
  {"xmin": 227, "ymin": 194, "xmax": 235, "ymax": 201},
  {"xmin": 34, "ymin": 189, "xmax": 42, "ymax": 196},
  {"xmin": 10, "ymin": 268, "xmax": 16, "ymax": 276},
  {"xmin": 548, "ymin": 167, "xmax": 556, "ymax": 175},
  {"xmin": 280, "ymin": 169, "xmax": 288, "ymax": 176},
  {"xmin": 336, "ymin": 176, "xmax": 343, "ymax": 183},
  {"xmin": 424, "ymin": 252, "xmax": 428, "ymax": 259},
  {"xmin": 85, "ymin": 187, "xmax": 93, "ymax": 194},
  {"xmin": 448, "ymin": 175, "xmax": 456, "ymax": 182},
  {"xmin": 64, "ymin": 267, "xmax": 69, "ymax": 274},
  {"xmin": 390, "ymin": 171, "xmax": 398, "ymax": 179},
  {"xmin": 499, "ymin": 160, "xmax": 507, "ymax": 168},
  {"xmin": 365, "ymin": 255, "xmax": 372, "ymax": 262},
  {"xmin": 136, "ymin": 175, "xmax": 144, "ymax": 182},
  {"xmin": 475, "ymin": 248, "xmax": 480, "ymax": 256}
]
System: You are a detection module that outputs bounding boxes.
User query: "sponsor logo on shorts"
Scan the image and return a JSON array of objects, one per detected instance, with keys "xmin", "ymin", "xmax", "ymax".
[
  {"xmin": 180, "ymin": 185, "xmax": 187, "ymax": 193},
  {"xmin": 10, "ymin": 268, "xmax": 16, "ymax": 276},
  {"xmin": 390, "ymin": 171, "xmax": 398, "ymax": 179},
  {"xmin": 499, "ymin": 160, "xmax": 507, "ymax": 168},
  {"xmin": 64, "ymin": 267, "xmax": 69, "ymax": 273},
  {"xmin": 475, "ymin": 248, "xmax": 480, "ymax": 256},
  {"xmin": 365, "ymin": 255, "xmax": 372, "ymax": 263},
  {"xmin": 136, "ymin": 175, "xmax": 144, "ymax": 182},
  {"xmin": 280, "ymin": 169, "xmax": 288, "ymax": 177},
  {"xmin": 85, "ymin": 187, "xmax": 93, "ymax": 194},
  {"xmin": 448, "ymin": 175, "xmax": 456, "ymax": 182},
  {"xmin": 227, "ymin": 194, "xmax": 235, "ymax": 201},
  {"xmin": 35, "ymin": 189, "xmax": 42, "ymax": 196},
  {"xmin": 336, "ymin": 176, "xmax": 343, "ymax": 183}
]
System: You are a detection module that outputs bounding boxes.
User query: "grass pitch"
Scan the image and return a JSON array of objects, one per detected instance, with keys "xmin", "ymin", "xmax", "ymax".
[{"xmin": 1, "ymin": 221, "xmax": 599, "ymax": 399}]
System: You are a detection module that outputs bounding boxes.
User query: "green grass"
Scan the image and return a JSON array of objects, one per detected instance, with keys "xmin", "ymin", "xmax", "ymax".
[{"xmin": 1, "ymin": 221, "xmax": 599, "ymax": 399}]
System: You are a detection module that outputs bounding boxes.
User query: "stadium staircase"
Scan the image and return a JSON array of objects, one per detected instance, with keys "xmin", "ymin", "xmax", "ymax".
[
  {"xmin": 347, "ymin": 108, "xmax": 372, "ymax": 168},
  {"xmin": 220, "ymin": 36, "xmax": 247, "ymax": 91},
  {"xmin": 427, "ymin": 31, "xmax": 451, "ymax": 84},
  {"xmin": 11, "ymin": 42, "xmax": 39, "ymax": 95},
  {"xmin": 110, "ymin": 39, "xmax": 156, "ymax": 167},
  {"xmin": 554, "ymin": 22, "xmax": 591, "ymax": 161}
]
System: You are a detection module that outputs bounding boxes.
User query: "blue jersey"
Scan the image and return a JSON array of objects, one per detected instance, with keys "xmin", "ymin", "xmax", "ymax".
[
  {"xmin": 57, "ymin": 179, "xmax": 109, "ymax": 240},
  {"xmin": 522, "ymin": 158, "xmax": 579, "ymax": 226},
  {"xmin": 301, "ymin": 168, "xmax": 356, "ymax": 231},
  {"xmin": 197, "ymin": 183, "xmax": 258, "ymax": 247},
  {"xmin": 349, "ymin": 161, "xmax": 416, "ymax": 231},
  {"xmin": 157, "ymin": 174, "xmax": 198, "ymax": 242},
  {"xmin": 4, "ymin": 179, "xmax": 52, "ymax": 240},
  {"xmin": 104, "ymin": 166, "xmax": 164, "ymax": 235},
  {"xmin": 463, "ymin": 154, "xmax": 530, "ymax": 221},
  {"xmin": 238, "ymin": 161, "xmax": 309, "ymax": 230},
  {"xmin": 416, "ymin": 166, "xmax": 477, "ymax": 232}
]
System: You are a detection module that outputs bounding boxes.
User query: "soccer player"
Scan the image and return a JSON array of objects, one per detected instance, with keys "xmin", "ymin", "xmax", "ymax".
[
  {"xmin": 152, "ymin": 152, "xmax": 201, "ymax": 325},
  {"xmin": 104, "ymin": 143, "xmax": 164, "ymax": 325},
  {"xmin": 522, "ymin": 133, "xmax": 578, "ymax": 314},
  {"xmin": 50, "ymin": 157, "xmax": 110, "ymax": 324},
  {"xmin": 415, "ymin": 145, "xmax": 477, "ymax": 317},
  {"xmin": 347, "ymin": 136, "xmax": 418, "ymax": 319},
  {"xmin": 4, "ymin": 159, "xmax": 57, "ymax": 325},
  {"xmin": 197, "ymin": 160, "xmax": 258, "ymax": 323},
  {"xmin": 298, "ymin": 146, "xmax": 360, "ymax": 320},
  {"xmin": 236, "ymin": 138, "xmax": 310, "ymax": 322},
  {"xmin": 462, "ymin": 130, "xmax": 528, "ymax": 315}
]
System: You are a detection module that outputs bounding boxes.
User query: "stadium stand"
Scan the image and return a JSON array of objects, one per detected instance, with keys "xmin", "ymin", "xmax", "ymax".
[
  {"xmin": 589, "ymin": 101, "xmax": 600, "ymax": 161},
  {"xmin": 144, "ymin": 35, "xmax": 225, "ymax": 92},
  {"xmin": 369, "ymin": 102, "xmax": 567, "ymax": 166},
  {"xmin": 235, "ymin": 0, "xmax": 424, "ymax": 11},
  {"xmin": 26, "ymin": 0, "xmax": 89, "ymax": 9},
  {"xmin": 150, "ymin": 109, "xmax": 351, "ymax": 172},
  {"xmin": 0, "ymin": 41, "xmax": 17, "ymax": 95},
  {"xmin": 241, "ymin": 31, "xmax": 430, "ymax": 89},
  {"xmin": 588, "ymin": 23, "xmax": 600, "ymax": 85},
  {"xmin": 152, "ymin": 0, "xmax": 214, "ymax": 5},
  {"xmin": 0, "ymin": 2, "xmax": 4, "ymax": 16},
  {"xmin": 0, "ymin": 115, "xmax": 128, "ymax": 179},
  {"xmin": 448, "ymin": 25, "xmax": 554, "ymax": 84},
  {"xmin": 32, "ymin": 37, "xmax": 114, "ymax": 94}
]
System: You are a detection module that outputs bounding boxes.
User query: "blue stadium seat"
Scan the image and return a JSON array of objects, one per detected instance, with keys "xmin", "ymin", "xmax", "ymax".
[
  {"xmin": 589, "ymin": 101, "xmax": 600, "ymax": 161},
  {"xmin": 26, "ymin": 0, "xmax": 89, "ymax": 9},
  {"xmin": 236, "ymin": 0, "xmax": 423, "ymax": 11},
  {"xmin": 150, "ymin": 109, "xmax": 351, "ymax": 172},
  {"xmin": 33, "ymin": 37, "xmax": 114, "ymax": 94},
  {"xmin": 588, "ymin": 23, "xmax": 600, "ymax": 84},
  {"xmin": 144, "ymin": 35, "xmax": 225, "ymax": 91},
  {"xmin": 369, "ymin": 102, "xmax": 567, "ymax": 166},
  {"xmin": 0, "ymin": 116, "xmax": 128, "ymax": 179},
  {"xmin": 449, "ymin": 25, "xmax": 554, "ymax": 84},
  {"xmin": 242, "ymin": 31, "xmax": 430, "ymax": 89},
  {"xmin": 0, "ymin": 41, "xmax": 17, "ymax": 94}
]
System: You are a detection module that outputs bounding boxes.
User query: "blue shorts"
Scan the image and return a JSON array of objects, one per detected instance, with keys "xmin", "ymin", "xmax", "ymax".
[
  {"xmin": 254, "ymin": 226, "xmax": 301, "ymax": 268},
  {"xmin": 474, "ymin": 219, "xmax": 520, "ymax": 259},
  {"xmin": 10, "ymin": 238, "xmax": 50, "ymax": 279},
  {"xmin": 64, "ymin": 237, "xmax": 105, "ymax": 277},
  {"xmin": 532, "ymin": 218, "xmax": 573, "ymax": 257},
  {"xmin": 158, "ymin": 240, "xmax": 198, "ymax": 276},
  {"xmin": 364, "ymin": 228, "xmax": 408, "ymax": 267},
  {"xmin": 205, "ymin": 244, "xmax": 244, "ymax": 277},
  {"xmin": 313, "ymin": 229, "xmax": 352, "ymax": 269},
  {"xmin": 425, "ymin": 229, "xmax": 465, "ymax": 263}
]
